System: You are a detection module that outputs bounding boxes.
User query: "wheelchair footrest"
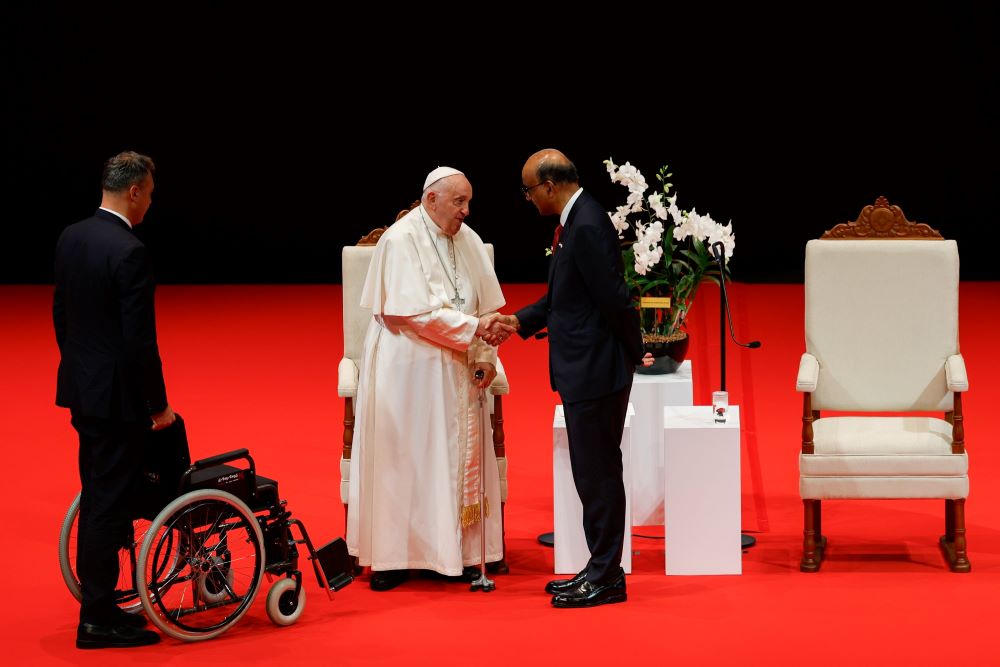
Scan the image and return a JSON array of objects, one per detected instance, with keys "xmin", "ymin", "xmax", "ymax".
[{"xmin": 314, "ymin": 537, "xmax": 354, "ymax": 591}]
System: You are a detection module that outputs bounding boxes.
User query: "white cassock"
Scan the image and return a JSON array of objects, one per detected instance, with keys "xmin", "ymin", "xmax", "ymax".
[{"xmin": 346, "ymin": 205, "xmax": 505, "ymax": 575}]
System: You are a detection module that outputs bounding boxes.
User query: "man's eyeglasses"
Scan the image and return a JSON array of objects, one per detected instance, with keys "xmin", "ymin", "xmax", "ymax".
[{"xmin": 521, "ymin": 181, "xmax": 549, "ymax": 196}]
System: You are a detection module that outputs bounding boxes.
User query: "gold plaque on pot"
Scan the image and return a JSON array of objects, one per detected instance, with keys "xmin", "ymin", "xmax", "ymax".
[{"xmin": 639, "ymin": 296, "xmax": 671, "ymax": 308}]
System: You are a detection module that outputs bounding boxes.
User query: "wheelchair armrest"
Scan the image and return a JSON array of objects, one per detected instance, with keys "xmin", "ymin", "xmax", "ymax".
[
  {"xmin": 192, "ymin": 448, "xmax": 255, "ymax": 472},
  {"xmin": 338, "ymin": 358, "xmax": 359, "ymax": 398}
]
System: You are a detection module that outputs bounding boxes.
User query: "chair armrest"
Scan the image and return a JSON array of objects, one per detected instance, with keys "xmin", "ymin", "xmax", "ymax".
[
  {"xmin": 945, "ymin": 354, "xmax": 969, "ymax": 392},
  {"xmin": 338, "ymin": 358, "xmax": 359, "ymax": 398},
  {"xmin": 490, "ymin": 357, "xmax": 510, "ymax": 396},
  {"xmin": 496, "ymin": 456, "xmax": 508, "ymax": 502},
  {"xmin": 796, "ymin": 353, "xmax": 819, "ymax": 392},
  {"xmin": 339, "ymin": 455, "xmax": 350, "ymax": 504}
]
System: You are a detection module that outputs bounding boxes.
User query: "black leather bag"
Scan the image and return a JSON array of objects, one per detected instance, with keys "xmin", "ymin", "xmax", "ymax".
[{"xmin": 140, "ymin": 414, "xmax": 192, "ymax": 520}]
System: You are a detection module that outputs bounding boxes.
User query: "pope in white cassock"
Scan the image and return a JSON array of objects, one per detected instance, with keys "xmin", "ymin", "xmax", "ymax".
[{"xmin": 347, "ymin": 167, "xmax": 510, "ymax": 591}]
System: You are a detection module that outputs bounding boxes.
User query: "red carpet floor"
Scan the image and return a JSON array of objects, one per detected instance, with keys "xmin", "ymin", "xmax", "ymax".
[{"xmin": 3, "ymin": 282, "xmax": 1000, "ymax": 665}]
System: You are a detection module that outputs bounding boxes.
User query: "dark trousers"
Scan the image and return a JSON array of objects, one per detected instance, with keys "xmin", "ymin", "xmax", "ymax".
[
  {"xmin": 562, "ymin": 384, "xmax": 631, "ymax": 584},
  {"xmin": 72, "ymin": 413, "xmax": 146, "ymax": 625}
]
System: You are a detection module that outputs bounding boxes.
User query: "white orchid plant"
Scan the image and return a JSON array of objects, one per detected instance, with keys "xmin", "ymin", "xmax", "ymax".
[{"xmin": 605, "ymin": 158, "xmax": 735, "ymax": 340}]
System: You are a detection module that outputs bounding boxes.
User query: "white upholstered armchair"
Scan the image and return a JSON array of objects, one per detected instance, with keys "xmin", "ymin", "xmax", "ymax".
[
  {"xmin": 798, "ymin": 196, "xmax": 969, "ymax": 573},
  {"xmin": 339, "ymin": 209, "xmax": 511, "ymax": 572}
]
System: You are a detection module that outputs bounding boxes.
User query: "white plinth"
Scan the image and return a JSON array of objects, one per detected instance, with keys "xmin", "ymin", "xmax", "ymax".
[
  {"xmin": 663, "ymin": 405, "xmax": 742, "ymax": 575},
  {"xmin": 630, "ymin": 360, "xmax": 693, "ymax": 525},
  {"xmin": 553, "ymin": 403, "xmax": 634, "ymax": 574}
]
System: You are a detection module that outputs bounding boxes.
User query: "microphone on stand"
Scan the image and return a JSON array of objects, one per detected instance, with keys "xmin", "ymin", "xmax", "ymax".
[
  {"xmin": 711, "ymin": 240, "xmax": 760, "ymax": 551},
  {"xmin": 711, "ymin": 242, "xmax": 761, "ymax": 350}
]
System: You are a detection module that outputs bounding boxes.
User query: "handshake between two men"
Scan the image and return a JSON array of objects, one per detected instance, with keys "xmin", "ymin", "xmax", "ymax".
[
  {"xmin": 472, "ymin": 312, "xmax": 655, "ymax": 389},
  {"xmin": 477, "ymin": 312, "xmax": 519, "ymax": 347},
  {"xmin": 466, "ymin": 313, "xmax": 520, "ymax": 390}
]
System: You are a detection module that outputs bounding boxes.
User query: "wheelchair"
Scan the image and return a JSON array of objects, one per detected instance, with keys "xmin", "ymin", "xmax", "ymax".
[{"xmin": 58, "ymin": 424, "xmax": 353, "ymax": 642}]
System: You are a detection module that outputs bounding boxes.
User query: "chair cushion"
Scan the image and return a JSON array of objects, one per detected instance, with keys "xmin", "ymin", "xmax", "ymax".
[
  {"xmin": 800, "ymin": 416, "xmax": 967, "ymax": 476},
  {"xmin": 800, "ymin": 475, "xmax": 968, "ymax": 499}
]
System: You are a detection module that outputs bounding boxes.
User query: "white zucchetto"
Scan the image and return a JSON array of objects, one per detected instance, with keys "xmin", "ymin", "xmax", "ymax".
[{"xmin": 423, "ymin": 166, "xmax": 464, "ymax": 191}]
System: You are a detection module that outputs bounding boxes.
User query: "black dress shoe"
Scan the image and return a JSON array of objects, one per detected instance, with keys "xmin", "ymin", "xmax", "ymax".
[
  {"xmin": 76, "ymin": 622, "xmax": 160, "ymax": 649},
  {"xmin": 369, "ymin": 569, "xmax": 409, "ymax": 591},
  {"xmin": 112, "ymin": 609, "xmax": 148, "ymax": 629},
  {"xmin": 551, "ymin": 573, "xmax": 627, "ymax": 608},
  {"xmin": 544, "ymin": 569, "xmax": 588, "ymax": 595}
]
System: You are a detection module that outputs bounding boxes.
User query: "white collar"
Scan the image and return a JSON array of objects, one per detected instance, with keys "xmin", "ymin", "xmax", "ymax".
[
  {"xmin": 560, "ymin": 187, "xmax": 584, "ymax": 227},
  {"xmin": 419, "ymin": 204, "xmax": 450, "ymax": 237},
  {"xmin": 99, "ymin": 207, "xmax": 132, "ymax": 229}
]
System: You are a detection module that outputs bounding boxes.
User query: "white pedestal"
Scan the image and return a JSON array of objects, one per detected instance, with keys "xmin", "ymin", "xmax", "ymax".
[
  {"xmin": 630, "ymin": 360, "xmax": 693, "ymax": 525},
  {"xmin": 553, "ymin": 404, "xmax": 634, "ymax": 574},
  {"xmin": 663, "ymin": 405, "xmax": 742, "ymax": 575}
]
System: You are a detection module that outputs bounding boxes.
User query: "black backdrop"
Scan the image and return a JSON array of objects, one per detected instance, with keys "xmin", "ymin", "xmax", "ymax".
[{"xmin": 2, "ymin": 3, "xmax": 997, "ymax": 284}]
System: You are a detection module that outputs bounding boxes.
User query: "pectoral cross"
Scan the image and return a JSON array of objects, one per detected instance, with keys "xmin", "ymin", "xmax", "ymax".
[{"xmin": 452, "ymin": 289, "xmax": 465, "ymax": 310}]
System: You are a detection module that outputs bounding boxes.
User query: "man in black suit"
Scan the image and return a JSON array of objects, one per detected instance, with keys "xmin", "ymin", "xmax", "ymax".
[
  {"xmin": 502, "ymin": 149, "xmax": 649, "ymax": 608},
  {"xmin": 54, "ymin": 151, "xmax": 173, "ymax": 648}
]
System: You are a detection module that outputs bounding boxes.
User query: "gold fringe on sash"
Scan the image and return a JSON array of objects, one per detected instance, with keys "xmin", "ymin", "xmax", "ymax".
[{"xmin": 460, "ymin": 496, "xmax": 490, "ymax": 529}]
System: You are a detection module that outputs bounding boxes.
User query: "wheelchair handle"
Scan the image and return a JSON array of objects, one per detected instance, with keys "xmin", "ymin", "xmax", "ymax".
[{"xmin": 191, "ymin": 448, "xmax": 256, "ymax": 473}]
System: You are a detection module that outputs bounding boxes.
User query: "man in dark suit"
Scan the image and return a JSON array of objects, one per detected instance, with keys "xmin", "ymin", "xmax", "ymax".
[
  {"xmin": 54, "ymin": 151, "xmax": 174, "ymax": 648},
  {"xmin": 504, "ymin": 149, "xmax": 649, "ymax": 607}
]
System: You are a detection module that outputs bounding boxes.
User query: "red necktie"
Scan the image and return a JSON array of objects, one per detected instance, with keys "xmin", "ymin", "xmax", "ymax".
[{"xmin": 552, "ymin": 223, "xmax": 563, "ymax": 253}]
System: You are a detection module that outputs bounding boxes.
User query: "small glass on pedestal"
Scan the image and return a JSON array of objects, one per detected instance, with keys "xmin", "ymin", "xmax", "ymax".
[{"xmin": 712, "ymin": 390, "xmax": 728, "ymax": 423}]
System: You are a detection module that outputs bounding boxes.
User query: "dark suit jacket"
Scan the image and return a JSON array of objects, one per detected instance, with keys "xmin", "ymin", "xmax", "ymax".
[
  {"xmin": 54, "ymin": 209, "xmax": 167, "ymax": 421},
  {"xmin": 516, "ymin": 190, "xmax": 644, "ymax": 402}
]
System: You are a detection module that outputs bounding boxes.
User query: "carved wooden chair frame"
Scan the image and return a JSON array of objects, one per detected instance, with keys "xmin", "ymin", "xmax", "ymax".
[{"xmin": 801, "ymin": 196, "xmax": 969, "ymax": 573}]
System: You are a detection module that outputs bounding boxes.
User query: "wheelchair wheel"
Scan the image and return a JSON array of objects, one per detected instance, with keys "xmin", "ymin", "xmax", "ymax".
[
  {"xmin": 265, "ymin": 577, "xmax": 305, "ymax": 626},
  {"xmin": 58, "ymin": 492, "xmax": 153, "ymax": 614},
  {"xmin": 137, "ymin": 489, "xmax": 264, "ymax": 641}
]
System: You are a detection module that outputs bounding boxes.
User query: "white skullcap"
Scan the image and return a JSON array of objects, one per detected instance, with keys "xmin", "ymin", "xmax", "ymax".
[{"xmin": 423, "ymin": 166, "xmax": 464, "ymax": 191}]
